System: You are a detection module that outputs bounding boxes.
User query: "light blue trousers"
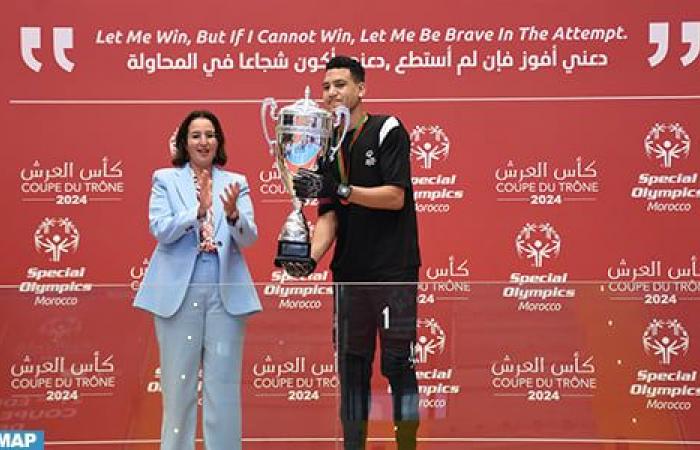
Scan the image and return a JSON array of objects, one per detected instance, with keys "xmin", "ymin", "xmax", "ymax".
[{"xmin": 154, "ymin": 252, "xmax": 247, "ymax": 450}]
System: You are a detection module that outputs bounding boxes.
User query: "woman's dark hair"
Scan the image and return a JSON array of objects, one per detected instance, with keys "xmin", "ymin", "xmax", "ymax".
[{"xmin": 171, "ymin": 110, "xmax": 227, "ymax": 167}]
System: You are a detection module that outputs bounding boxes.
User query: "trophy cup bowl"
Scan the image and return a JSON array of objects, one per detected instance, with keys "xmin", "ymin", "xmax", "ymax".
[{"xmin": 261, "ymin": 86, "xmax": 349, "ymax": 267}]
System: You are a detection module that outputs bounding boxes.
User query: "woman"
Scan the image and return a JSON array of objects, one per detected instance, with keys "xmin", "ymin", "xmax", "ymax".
[{"xmin": 134, "ymin": 110, "xmax": 261, "ymax": 450}]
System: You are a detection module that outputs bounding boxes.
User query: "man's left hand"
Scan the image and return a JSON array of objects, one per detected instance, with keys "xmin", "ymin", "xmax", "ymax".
[{"xmin": 293, "ymin": 167, "xmax": 338, "ymax": 199}]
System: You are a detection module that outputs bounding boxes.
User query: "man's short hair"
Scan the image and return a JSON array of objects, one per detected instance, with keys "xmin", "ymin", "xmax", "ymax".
[{"xmin": 326, "ymin": 56, "xmax": 365, "ymax": 83}]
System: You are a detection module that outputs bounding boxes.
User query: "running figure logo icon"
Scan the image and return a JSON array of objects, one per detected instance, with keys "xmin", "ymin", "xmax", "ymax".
[
  {"xmin": 642, "ymin": 319, "xmax": 690, "ymax": 365},
  {"xmin": 413, "ymin": 318, "xmax": 447, "ymax": 364},
  {"xmin": 644, "ymin": 123, "xmax": 691, "ymax": 168},
  {"xmin": 515, "ymin": 223, "xmax": 561, "ymax": 268},
  {"xmin": 34, "ymin": 217, "xmax": 80, "ymax": 262},
  {"xmin": 410, "ymin": 125, "xmax": 450, "ymax": 170}
]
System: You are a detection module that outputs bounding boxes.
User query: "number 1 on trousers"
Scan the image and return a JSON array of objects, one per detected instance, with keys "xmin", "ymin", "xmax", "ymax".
[{"xmin": 382, "ymin": 306, "xmax": 390, "ymax": 329}]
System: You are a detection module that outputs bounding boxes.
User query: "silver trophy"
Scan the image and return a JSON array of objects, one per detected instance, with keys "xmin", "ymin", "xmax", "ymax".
[{"xmin": 261, "ymin": 86, "xmax": 350, "ymax": 267}]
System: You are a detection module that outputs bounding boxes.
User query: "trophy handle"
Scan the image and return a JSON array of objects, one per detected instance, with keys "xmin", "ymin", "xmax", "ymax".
[
  {"xmin": 328, "ymin": 105, "xmax": 350, "ymax": 161},
  {"xmin": 261, "ymin": 97, "xmax": 279, "ymax": 155}
]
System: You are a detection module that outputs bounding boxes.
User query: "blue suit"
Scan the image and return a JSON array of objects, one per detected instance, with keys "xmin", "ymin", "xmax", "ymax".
[
  {"xmin": 134, "ymin": 164, "xmax": 260, "ymax": 450},
  {"xmin": 134, "ymin": 164, "xmax": 260, "ymax": 317}
]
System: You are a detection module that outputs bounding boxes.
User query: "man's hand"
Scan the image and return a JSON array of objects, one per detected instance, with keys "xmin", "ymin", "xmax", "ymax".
[
  {"xmin": 293, "ymin": 161, "xmax": 338, "ymax": 199},
  {"xmin": 282, "ymin": 259, "xmax": 317, "ymax": 278}
]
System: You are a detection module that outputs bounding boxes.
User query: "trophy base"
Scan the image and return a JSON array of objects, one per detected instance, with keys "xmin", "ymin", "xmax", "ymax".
[{"xmin": 274, "ymin": 240, "xmax": 312, "ymax": 267}]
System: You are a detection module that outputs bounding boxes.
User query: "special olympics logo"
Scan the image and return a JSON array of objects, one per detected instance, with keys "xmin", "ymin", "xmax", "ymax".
[
  {"xmin": 413, "ymin": 318, "xmax": 447, "ymax": 364},
  {"xmin": 642, "ymin": 319, "xmax": 690, "ymax": 365},
  {"xmin": 34, "ymin": 218, "xmax": 80, "ymax": 262},
  {"xmin": 515, "ymin": 223, "xmax": 561, "ymax": 268},
  {"xmin": 410, "ymin": 125, "xmax": 450, "ymax": 169},
  {"xmin": 644, "ymin": 123, "xmax": 691, "ymax": 168}
]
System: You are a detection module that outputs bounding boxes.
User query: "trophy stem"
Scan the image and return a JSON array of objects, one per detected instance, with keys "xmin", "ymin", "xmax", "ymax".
[{"xmin": 274, "ymin": 200, "xmax": 312, "ymax": 267}]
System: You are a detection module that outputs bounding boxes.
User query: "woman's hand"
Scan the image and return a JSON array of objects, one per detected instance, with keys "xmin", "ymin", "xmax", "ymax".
[
  {"xmin": 197, "ymin": 169, "xmax": 212, "ymax": 218},
  {"xmin": 221, "ymin": 182, "xmax": 240, "ymax": 222}
]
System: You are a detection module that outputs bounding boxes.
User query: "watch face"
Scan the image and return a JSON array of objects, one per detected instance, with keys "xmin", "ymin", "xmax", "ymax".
[{"xmin": 338, "ymin": 184, "xmax": 351, "ymax": 199}]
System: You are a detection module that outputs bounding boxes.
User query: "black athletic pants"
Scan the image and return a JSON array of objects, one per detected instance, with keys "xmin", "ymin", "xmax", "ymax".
[{"xmin": 334, "ymin": 280, "xmax": 419, "ymax": 450}]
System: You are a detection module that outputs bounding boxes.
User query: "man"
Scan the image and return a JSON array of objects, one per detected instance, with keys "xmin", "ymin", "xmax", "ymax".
[{"xmin": 288, "ymin": 56, "xmax": 421, "ymax": 450}]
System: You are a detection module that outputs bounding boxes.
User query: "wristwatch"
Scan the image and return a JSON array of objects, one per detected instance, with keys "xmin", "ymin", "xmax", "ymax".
[{"xmin": 337, "ymin": 183, "xmax": 352, "ymax": 200}]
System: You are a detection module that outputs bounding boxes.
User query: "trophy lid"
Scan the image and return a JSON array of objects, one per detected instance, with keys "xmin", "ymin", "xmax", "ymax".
[{"xmin": 279, "ymin": 86, "xmax": 331, "ymax": 119}]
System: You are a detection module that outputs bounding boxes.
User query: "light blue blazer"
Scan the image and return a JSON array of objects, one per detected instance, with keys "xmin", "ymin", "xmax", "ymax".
[{"xmin": 134, "ymin": 164, "xmax": 261, "ymax": 318}]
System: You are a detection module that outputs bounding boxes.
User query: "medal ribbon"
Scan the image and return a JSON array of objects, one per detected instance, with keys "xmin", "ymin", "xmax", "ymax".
[{"xmin": 337, "ymin": 113, "xmax": 368, "ymax": 184}]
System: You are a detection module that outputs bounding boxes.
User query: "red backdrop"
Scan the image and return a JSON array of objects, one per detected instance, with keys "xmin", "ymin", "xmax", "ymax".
[{"xmin": 2, "ymin": 1, "xmax": 699, "ymax": 449}]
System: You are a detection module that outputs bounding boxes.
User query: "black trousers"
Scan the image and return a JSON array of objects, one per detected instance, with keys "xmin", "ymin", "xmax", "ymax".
[{"xmin": 334, "ymin": 280, "xmax": 419, "ymax": 450}]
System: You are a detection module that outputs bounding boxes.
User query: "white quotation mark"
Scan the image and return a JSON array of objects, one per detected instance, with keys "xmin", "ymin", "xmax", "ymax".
[
  {"xmin": 681, "ymin": 22, "xmax": 700, "ymax": 66},
  {"xmin": 648, "ymin": 21, "xmax": 700, "ymax": 67},
  {"xmin": 20, "ymin": 27, "xmax": 75, "ymax": 72}
]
